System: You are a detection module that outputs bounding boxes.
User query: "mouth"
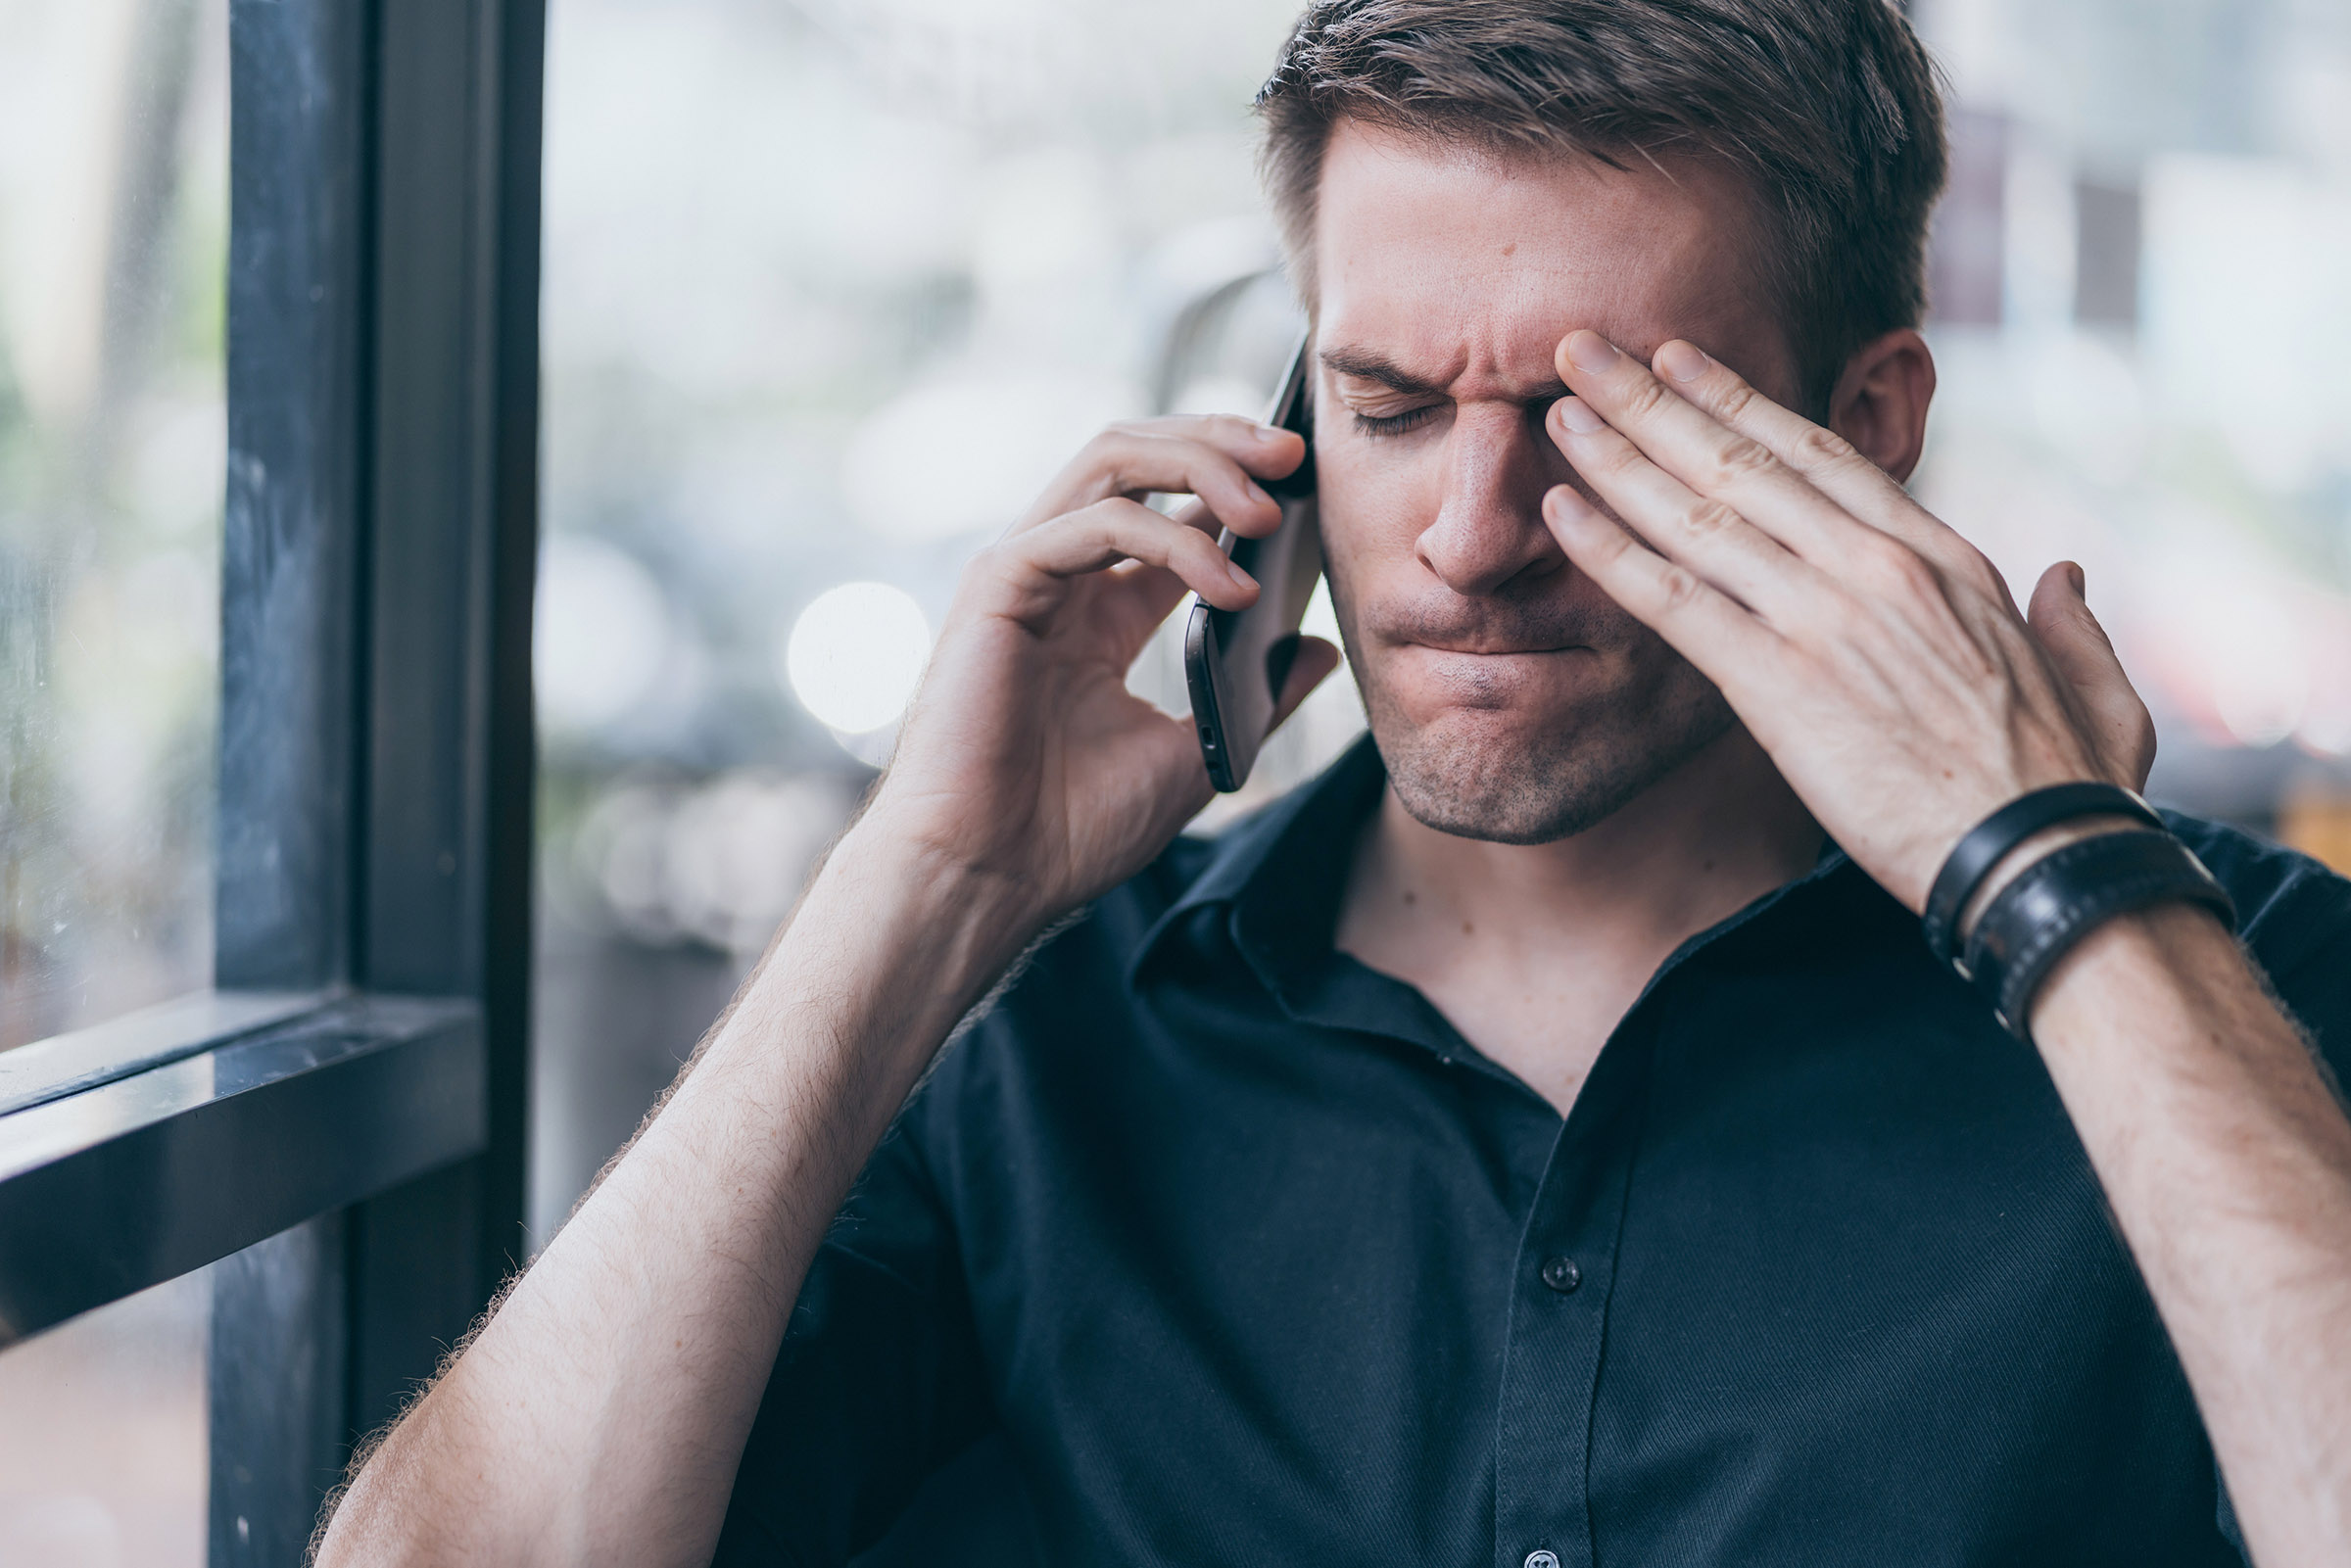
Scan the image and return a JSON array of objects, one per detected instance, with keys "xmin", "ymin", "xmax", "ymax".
[{"xmin": 1407, "ymin": 641, "xmax": 1584, "ymax": 657}]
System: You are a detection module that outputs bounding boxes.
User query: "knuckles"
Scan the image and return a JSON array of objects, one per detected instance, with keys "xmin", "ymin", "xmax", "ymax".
[
  {"xmin": 1679, "ymin": 496, "xmax": 1745, "ymax": 542},
  {"xmin": 1707, "ymin": 377, "xmax": 1763, "ymax": 427},
  {"xmin": 1701, "ymin": 434, "xmax": 1778, "ymax": 491},
  {"xmin": 1613, "ymin": 373, "xmax": 1676, "ymax": 425},
  {"xmin": 1850, "ymin": 536, "xmax": 1945, "ymax": 610},
  {"xmin": 1790, "ymin": 423, "xmax": 1861, "ymax": 473},
  {"xmin": 1654, "ymin": 560, "xmax": 1707, "ymax": 615}
]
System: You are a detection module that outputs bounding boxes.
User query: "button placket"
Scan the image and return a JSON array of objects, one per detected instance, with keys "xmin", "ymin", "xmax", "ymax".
[{"xmin": 1492, "ymin": 1074, "xmax": 1645, "ymax": 1568}]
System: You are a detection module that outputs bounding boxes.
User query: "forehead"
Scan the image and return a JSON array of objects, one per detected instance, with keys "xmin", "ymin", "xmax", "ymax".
[{"xmin": 1312, "ymin": 119, "xmax": 1788, "ymax": 390}]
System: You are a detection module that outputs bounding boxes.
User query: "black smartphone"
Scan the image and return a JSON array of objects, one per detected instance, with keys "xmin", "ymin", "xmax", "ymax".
[{"xmin": 1184, "ymin": 336, "xmax": 1322, "ymax": 792}]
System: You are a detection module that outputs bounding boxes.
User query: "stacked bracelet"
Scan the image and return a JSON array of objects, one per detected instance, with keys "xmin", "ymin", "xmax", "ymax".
[
  {"xmin": 1920, "ymin": 782, "xmax": 2164, "ymax": 970},
  {"xmin": 1952, "ymin": 828, "xmax": 2237, "ymax": 1039}
]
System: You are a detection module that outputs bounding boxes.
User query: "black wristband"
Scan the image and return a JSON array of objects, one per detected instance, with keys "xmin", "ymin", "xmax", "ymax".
[
  {"xmin": 1922, "ymin": 783, "xmax": 2164, "ymax": 970},
  {"xmin": 1960, "ymin": 830, "xmax": 2237, "ymax": 1038}
]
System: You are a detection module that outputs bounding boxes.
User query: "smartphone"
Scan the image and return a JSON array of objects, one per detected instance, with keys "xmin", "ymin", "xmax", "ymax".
[{"xmin": 1184, "ymin": 335, "xmax": 1322, "ymax": 792}]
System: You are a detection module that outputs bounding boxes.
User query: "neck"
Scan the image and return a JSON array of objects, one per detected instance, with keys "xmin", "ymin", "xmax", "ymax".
[{"xmin": 1334, "ymin": 727, "xmax": 1822, "ymax": 1114}]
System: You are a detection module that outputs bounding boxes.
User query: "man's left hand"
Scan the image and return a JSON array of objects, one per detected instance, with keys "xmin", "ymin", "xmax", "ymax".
[{"xmin": 1540, "ymin": 329, "xmax": 2156, "ymax": 914}]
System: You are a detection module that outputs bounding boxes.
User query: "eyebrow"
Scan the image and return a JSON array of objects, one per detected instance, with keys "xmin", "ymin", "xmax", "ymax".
[{"xmin": 1319, "ymin": 345, "xmax": 1568, "ymax": 405}]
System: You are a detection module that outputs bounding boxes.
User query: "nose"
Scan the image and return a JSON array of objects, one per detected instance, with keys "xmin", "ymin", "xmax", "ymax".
[{"xmin": 1414, "ymin": 401, "xmax": 1570, "ymax": 596}]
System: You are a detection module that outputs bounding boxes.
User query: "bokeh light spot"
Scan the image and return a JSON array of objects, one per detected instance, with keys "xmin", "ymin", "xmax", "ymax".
[{"xmin": 781, "ymin": 582, "xmax": 932, "ymax": 735}]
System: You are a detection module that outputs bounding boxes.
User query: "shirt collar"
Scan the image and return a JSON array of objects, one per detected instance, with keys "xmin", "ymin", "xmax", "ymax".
[
  {"xmin": 1127, "ymin": 730, "xmax": 1877, "ymax": 1009},
  {"xmin": 1128, "ymin": 732, "xmax": 1386, "ymax": 994}
]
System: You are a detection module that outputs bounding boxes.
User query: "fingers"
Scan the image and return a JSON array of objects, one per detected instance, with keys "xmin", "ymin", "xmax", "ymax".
[
  {"xmin": 1089, "ymin": 499, "xmax": 1226, "ymax": 654},
  {"xmin": 1541, "ymin": 482, "xmax": 1781, "ymax": 693},
  {"xmin": 2027, "ymin": 561, "xmax": 2157, "ymax": 788},
  {"xmin": 1015, "ymin": 416, "xmax": 1305, "ymax": 539},
  {"xmin": 985, "ymin": 497, "xmax": 1258, "ymax": 630},
  {"xmin": 1543, "ymin": 392, "xmax": 1830, "ymax": 624},
  {"xmin": 1553, "ymin": 332, "xmax": 1884, "ymax": 569},
  {"xmin": 1607, "ymin": 335, "xmax": 1996, "ymax": 589}
]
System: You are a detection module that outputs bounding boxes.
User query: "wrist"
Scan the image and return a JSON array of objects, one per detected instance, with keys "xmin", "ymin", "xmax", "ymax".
[
  {"xmin": 2026, "ymin": 900, "xmax": 2233, "ymax": 1046},
  {"xmin": 1958, "ymin": 828, "xmax": 2236, "ymax": 1038},
  {"xmin": 835, "ymin": 802, "xmax": 1058, "ymax": 947},
  {"xmin": 1953, "ymin": 813, "xmax": 2147, "ymax": 949},
  {"xmin": 695, "ymin": 823, "xmax": 1049, "ymax": 1108}
]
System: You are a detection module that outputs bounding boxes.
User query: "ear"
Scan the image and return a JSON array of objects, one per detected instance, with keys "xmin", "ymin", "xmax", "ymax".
[{"xmin": 1827, "ymin": 328, "xmax": 1936, "ymax": 483}]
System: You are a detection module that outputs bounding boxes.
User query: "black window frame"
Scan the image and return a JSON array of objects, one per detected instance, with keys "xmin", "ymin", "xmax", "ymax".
[{"xmin": 0, "ymin": 2, "xmax": 546, "ymax": 1561}]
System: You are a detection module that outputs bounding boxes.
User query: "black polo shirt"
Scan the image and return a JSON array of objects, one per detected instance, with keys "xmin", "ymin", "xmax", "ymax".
[{"xmin": 716, "ymin": 737, "xmax": 2351, "ymax": 1568}]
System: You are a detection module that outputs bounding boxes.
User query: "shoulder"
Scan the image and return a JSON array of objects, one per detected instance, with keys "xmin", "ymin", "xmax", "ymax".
[{"xmin": 1080, "ymin": 831, "xmax": 1223, "ymax": 965}]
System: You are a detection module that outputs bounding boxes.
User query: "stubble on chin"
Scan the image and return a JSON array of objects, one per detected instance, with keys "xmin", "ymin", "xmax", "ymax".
[{"xmin": 1364, "ymin": 662, "xmax": 1737, "ymax": 846}]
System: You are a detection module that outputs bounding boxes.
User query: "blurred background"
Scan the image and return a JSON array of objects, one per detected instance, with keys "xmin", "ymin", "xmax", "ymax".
[
  {"xmin": 525, "ymin": 0, "xmax": 2351, "ymax": 1249},
  {"xmin": 0, "ymin": 0, "xmax": 224, "ymax": 1561},
  {"xmin": 3, "ymin": 0, "xmax": 2350, "ymax": 1562}
]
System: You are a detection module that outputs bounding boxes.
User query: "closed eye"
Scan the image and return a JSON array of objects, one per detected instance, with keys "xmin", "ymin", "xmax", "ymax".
[{"xmin": 1352, "ymin": 404, "xmax": 1442, "ymax": 439}]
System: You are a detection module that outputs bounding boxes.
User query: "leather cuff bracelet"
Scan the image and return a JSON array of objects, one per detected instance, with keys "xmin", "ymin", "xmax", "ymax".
[
  {"xmin": 1960, "ymin": 829, "xmax": 2237, "ymax": 1038},
  {"xmin": 1921, "ymin": 783, "xmax": 2164, "ymax": 970}
]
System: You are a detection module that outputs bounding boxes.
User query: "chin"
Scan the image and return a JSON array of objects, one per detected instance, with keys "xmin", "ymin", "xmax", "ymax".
[{"xmin": 1366, "ymin": 676, "xmax": 1736, "ymax": 846}]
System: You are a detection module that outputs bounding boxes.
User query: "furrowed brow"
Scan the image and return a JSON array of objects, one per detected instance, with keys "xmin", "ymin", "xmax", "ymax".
[
  {"xmin": 1319, "ymin": 346, "xmax": 1448, "ymax": 398},
  {"xmin": 1319, "ymin": 345, "xmax": 1567, "ymax": 407}
]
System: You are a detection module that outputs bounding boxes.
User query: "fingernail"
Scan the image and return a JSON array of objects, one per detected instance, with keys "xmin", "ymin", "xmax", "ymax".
[
  {"xmin": 1544, "ymin": 485, "xmax": 1597, "ymax": 527},
  {"xmin": 1555, "ymin": 397, "xmax": 1605, "ymax": 434},
  {"xmin": 1656, "ymin": 341, "xmax": 1710, "ymax": 383},
  {"xmin": 1227, "ymin": 559, "xmax": 1257, "ymax": 591},
  {"xmin": 2065, "ymin": 562, "xmax": 2086, "ymax": 596},
  {"xmin": 1247, "ymin": 480, "xmax": 1274, "ymax": 508},
  {"xmin": 1565, "ymin": 330, "xmax": 1620, "ymax": 374}
]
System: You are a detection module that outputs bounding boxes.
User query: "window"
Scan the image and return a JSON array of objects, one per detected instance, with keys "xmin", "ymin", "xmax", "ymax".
[
  {"xmin": 0, "ymin": 1265, "xmax": 211, "ymax": 1565},
  {"xmin": 0, "ymin": 0, "xmax": 229, "ymax": 1051},
  {"xmin": 1, "ymin": 3, "xmax": 545, "ymax": 1561}
]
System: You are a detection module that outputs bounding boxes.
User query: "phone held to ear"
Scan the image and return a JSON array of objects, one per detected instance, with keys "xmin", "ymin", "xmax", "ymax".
[{"xmin": 1184, "ymin": 336, "xmax": 1323, "ymax": 792}]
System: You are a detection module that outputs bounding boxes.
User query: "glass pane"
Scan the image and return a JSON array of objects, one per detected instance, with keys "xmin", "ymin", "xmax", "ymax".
[
  {"xmin": 1909, "ymin": 0, "xmax": 2351, "ymax": 852},
  {"xmin": 0, "ymin": 1265, "xmax": 210, "ymax": 1568},
  {"xmin": 0, "ymin": 0, "xmax": 229, "ymax": 1051},
  {"xmin": 530, "ymin": 0, "xmax": 1347, "ymax": 1241}
]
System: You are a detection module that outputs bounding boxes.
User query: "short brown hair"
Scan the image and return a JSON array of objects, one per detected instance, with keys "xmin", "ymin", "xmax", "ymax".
[{"xmin": 1256, "ymin": 0, "xmax": 1947, "ymax": 411}]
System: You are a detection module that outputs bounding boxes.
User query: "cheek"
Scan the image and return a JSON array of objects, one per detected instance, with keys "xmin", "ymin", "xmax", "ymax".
[{"xmin": 1315, "ymin": 432, "xmax": 1442, "ymax": 592}]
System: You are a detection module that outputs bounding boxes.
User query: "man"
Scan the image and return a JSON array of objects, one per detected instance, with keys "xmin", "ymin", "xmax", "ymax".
[{"xmin": 318, "ymin": 2, "xmax": 2351, "ymax": 1564}]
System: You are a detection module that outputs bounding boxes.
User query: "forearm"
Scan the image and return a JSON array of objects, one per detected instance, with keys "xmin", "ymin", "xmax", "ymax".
[
  {"xmin": 2033, "ymin": 906, "xmax": 2351, "ymax": 1565},
  {"xmin": 316, "ymin": 814, "xmax": 1040, "ymax": 1568}
]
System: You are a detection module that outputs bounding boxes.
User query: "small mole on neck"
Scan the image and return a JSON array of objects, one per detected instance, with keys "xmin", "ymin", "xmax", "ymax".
[
  {"xmin": 1462, "ymin": 920, "xmax": 1475, "ymax": 936},
  {"xmin": 1402, "ymin": 889, "xmax": 1416, "ymax": 906}
]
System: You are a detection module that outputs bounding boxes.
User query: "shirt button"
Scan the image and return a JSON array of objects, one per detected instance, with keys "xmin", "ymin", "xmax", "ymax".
[
  {"xmin": 1540, "ymin": 1256, "xmax": 1581, "ymax": 1294},
  {"xmin": 1525, "ymin": 1551, "xmax": 1561, "ymax": 1568}
]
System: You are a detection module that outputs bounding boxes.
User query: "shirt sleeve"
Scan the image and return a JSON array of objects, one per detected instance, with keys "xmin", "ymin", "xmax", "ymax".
[
  {"xmin": 710, "ymin": 1109, "xmax": 993, "ymax": 1568},
  {"xmin": 2183, "ymin": 822, "xmax": 2351, "ymax": 1566}
]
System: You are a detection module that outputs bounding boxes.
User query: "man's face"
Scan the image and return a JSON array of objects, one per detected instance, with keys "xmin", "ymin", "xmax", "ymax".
[{"xmin": 1312, "ymin": 121, "xmax": 1807, "ymax": 844}]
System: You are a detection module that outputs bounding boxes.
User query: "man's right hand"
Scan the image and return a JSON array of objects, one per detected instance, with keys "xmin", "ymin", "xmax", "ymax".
[
  {"xmin": 312, "ymin": 413, "xmax": 1340, "ymax": 1568},
  {"xmin": 868, "ymin": 412, "xmax": 1341, "ymax": 929}
]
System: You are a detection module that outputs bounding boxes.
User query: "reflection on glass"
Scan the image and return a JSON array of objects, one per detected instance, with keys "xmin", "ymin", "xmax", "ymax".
[
  {"xmin": 0, "ymin": 0, "xmax": 228, "ymax": 1051},
  {"xmin": 0, "ymin": 1264, "xmax": 210, "ymax": 1568}
]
